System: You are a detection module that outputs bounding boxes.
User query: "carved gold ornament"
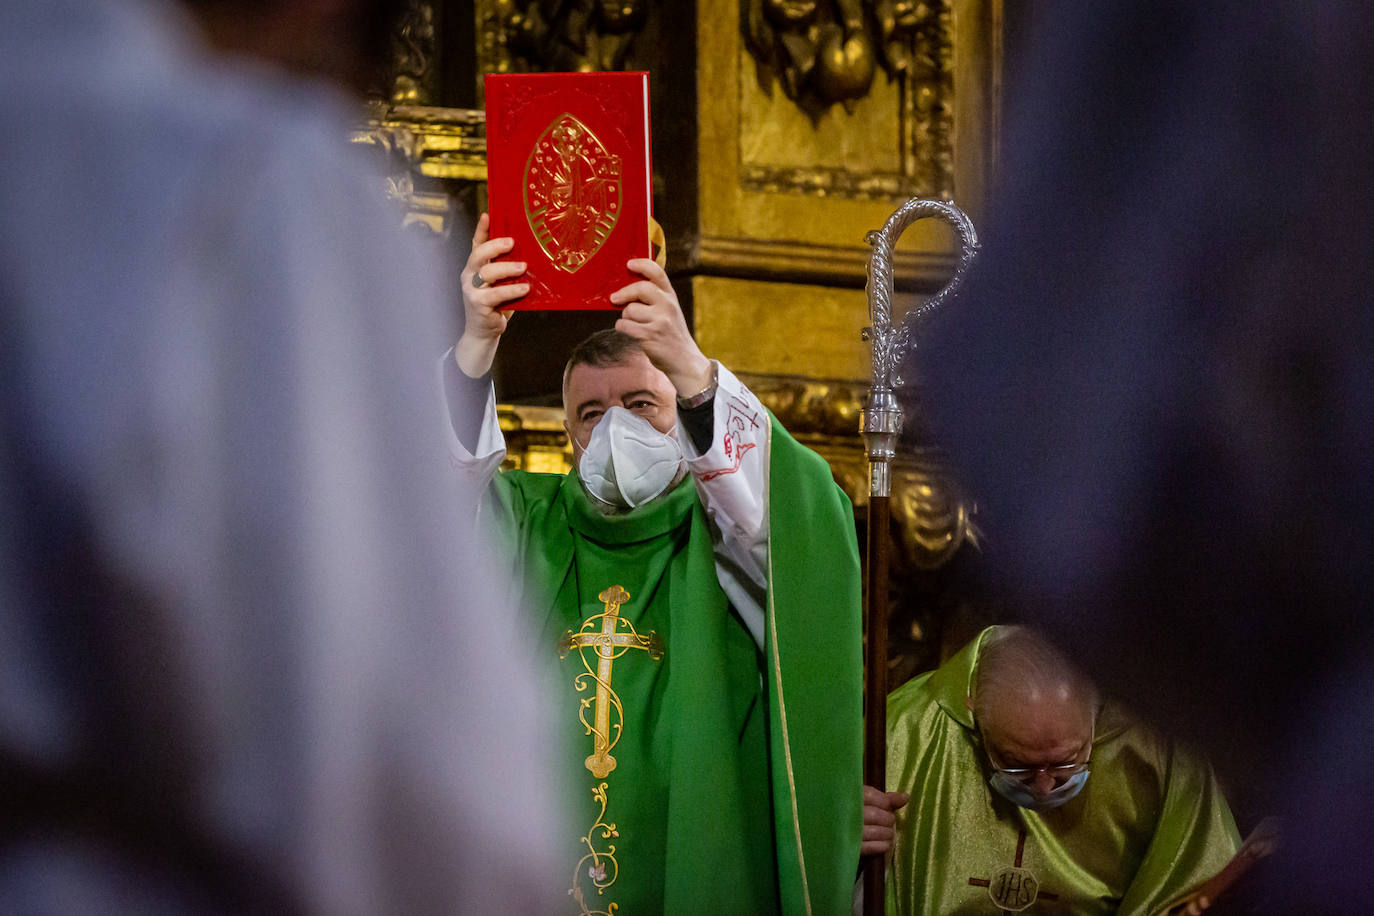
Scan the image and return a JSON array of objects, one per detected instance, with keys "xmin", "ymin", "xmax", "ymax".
[
  {"xmin": 741, "ymin": 0, "xmax": 955, "ymax": 199},
  {"xmin": 479, "ymin": 0, "xmax": 649, "ymax": 74}
]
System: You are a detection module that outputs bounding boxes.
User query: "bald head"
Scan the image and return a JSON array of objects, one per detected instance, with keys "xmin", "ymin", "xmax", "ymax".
[
  {"xmin": 971, "ymin": 627, "xmax": 1098, "ymax": 796},
  {"xmin": 973, "ymin": 627, "xmax": 1097, "ymax": 724}
]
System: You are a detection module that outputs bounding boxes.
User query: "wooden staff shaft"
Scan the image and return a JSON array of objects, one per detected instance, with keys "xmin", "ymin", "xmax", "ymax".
[
  {"xmin": 859, "ymin": 196, "xmax": 976, "ymax": 916},
  {"xmin": 862, "ymin": 488, "xmax": 890, "ymax": 916}
]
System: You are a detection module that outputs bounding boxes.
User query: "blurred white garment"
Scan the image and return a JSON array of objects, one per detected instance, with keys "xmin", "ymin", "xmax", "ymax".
[{"xmin": 0, "ymin": 0, "xmax": 561, "ymax": 912}]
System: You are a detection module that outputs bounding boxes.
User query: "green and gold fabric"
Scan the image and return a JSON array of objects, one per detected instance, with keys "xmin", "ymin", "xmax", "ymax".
[{"xmin": 885, "ymin": 628, "xmax": 1240, "ymax": 915}]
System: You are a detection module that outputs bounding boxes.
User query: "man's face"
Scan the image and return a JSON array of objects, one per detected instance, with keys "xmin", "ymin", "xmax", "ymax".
[
  {"xmin": 563, "ymin": 352, "xmax": 678, "ymax": 463},
  {"xmin": 978, "ymin": 694, "xmax": 1094, "ymax": 800}
]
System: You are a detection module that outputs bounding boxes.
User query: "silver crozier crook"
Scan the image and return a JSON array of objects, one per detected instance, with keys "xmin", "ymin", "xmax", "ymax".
[{"xmin": 860, "ymin": 198, "xmax": 978, "ymax": 916}]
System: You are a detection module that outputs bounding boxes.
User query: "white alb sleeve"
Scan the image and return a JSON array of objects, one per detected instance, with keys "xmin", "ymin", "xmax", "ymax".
[
  {"xmin": 673, "ymin": 363, "xmax": 771, "ymax": 648},
  {"xmin": 437, "ymin": 350, "xmax": 507, "ymax": 489}
]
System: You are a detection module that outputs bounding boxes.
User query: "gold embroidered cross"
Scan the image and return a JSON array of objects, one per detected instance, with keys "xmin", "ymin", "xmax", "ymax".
[{"xmin": 558, "ymin": 585, "xmax": 664, "ymax": 779}]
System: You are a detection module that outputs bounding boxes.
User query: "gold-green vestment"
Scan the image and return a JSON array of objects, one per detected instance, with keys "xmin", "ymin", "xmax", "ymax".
[{"xmin": 886, "ymin": 627, "xmax": 1239, "ymax": 915}]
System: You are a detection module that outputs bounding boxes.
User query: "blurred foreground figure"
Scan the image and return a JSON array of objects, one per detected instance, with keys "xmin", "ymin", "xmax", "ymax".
[
  {"xmin": 0, "ymin": 0, "xmax": 558, "ymax": 912},
  {"xmin": 918, "ymin": 1, "xmax": 1374, "ymax": 907},
  {"xmin": 866, "ymin": 626, "xmax": 1237, "ymax": 914}
]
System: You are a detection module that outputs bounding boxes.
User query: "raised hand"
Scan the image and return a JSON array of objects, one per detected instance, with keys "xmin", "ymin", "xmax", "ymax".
[
  {"xmin": 455, "ymin": 213, "xmax": 528, "ymax": 378},
  {"xmin": 610, "ymin": 258, "xmax": 713, "ymax": 399}
]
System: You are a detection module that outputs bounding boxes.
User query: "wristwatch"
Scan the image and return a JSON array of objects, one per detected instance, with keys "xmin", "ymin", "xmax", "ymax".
[{"xmin": 676, "ymin": 361, "xmax": 718, "ymax": 409}]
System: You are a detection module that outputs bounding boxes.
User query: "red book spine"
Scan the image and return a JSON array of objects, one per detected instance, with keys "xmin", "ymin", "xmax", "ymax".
[{"xmin": 484, "ymin": 71, "xmax": 653, "ymax": 311}]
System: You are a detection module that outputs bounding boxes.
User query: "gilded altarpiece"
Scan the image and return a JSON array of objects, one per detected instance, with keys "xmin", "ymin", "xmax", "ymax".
[{"xmin": 362, "ymin": 0, "xmax": 1004, "ymax": 680}]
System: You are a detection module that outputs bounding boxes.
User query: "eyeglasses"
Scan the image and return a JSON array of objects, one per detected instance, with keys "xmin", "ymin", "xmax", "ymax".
[
  {"xmin": 989, "ymin": 760, "xmax": 1090, "ymax": 785},
  {"xmin": 979, "ymin": 726, "xmax": 1093, "ymax": 786}
]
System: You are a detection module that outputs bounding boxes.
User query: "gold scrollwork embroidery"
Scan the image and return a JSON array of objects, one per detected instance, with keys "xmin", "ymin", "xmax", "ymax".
[
  {"xmin": 569, "ymin": 782, "xmax": 620, "ymax": 915},
  {"xmin": 560, "ymin": 586, "xmax": 663, "ymax": 913}
]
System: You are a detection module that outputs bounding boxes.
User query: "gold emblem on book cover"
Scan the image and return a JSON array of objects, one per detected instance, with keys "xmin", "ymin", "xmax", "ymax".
[{"xmin": 524, "ymin": 113, "xmax": 623, "ymax": 273}]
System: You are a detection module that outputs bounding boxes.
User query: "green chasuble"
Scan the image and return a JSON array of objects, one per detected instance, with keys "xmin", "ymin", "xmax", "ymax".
[
  {"xmin": 487, "ymin": 414, "xmax": 862, "ymax": 915},
  {"xmin": 885, "ymin": 628, "xmax": 1240, "ymax": 916}
]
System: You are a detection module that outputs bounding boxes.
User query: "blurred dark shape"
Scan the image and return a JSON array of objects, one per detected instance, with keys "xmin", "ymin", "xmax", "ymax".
[
  {"xmin": 184, "ymin": 0, "xmax": 409, "ymax": 92},
  {"xmin": 916, "ymin": 1, "xmax": 1374, "ymax": 908}
]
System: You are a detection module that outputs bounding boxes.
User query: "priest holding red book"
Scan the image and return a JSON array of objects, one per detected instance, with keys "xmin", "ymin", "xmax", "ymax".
[{"xmin": 442, "ymin": 211, "xmax": 863, "ymax": 914}]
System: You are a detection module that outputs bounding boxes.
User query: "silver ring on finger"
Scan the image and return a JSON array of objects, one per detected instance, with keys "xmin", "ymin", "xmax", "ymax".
[{"xmin": 471, "ymin": 271, "xmax": 486, "ymax": 289}]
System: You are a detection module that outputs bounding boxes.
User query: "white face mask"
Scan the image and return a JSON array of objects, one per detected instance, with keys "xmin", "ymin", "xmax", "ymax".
[{"xmin": 577, "ymin": 406, "xmax": 686, "ymax": 509}]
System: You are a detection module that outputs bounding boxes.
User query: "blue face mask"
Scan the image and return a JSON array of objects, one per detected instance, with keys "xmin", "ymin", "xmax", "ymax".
[{"xmin": 989, "ymin": 768, "xmax": 1090, "ymax": 811}]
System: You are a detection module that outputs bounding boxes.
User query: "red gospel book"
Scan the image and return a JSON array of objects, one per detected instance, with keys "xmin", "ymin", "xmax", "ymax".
[{"xmin": 484, "ymin": 71, "xmax": 653, "ymax": 311}]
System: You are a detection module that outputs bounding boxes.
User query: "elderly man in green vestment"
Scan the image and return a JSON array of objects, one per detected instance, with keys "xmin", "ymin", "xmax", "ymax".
[
  {"xmin": 863, "ymin": 626, "xmax": 1239, "ymax": 915},
  {"xmin": 443, "ymin": 214, "xmax": 864, "ymax": 914}
]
